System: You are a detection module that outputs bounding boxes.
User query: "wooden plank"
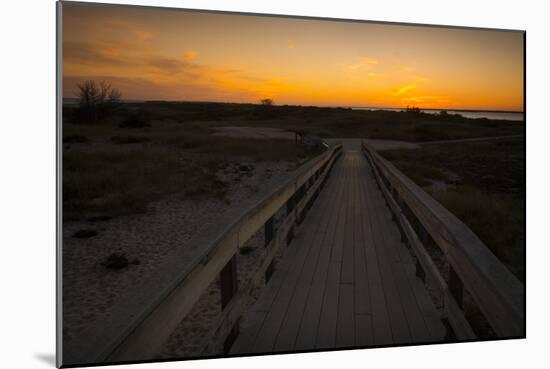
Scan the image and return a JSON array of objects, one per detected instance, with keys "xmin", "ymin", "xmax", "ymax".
[
  {"xmin": 252, "ymin": 219, "xmax": 324, "ymax": 351},
  {"xmin": 313, "ymin": 155, "xmax": 352, "ymax": 349},
  {"xmin": 360, "ymin": 163, "xmax": 412, "ymax": 344},
  {"xmin": 356, "ymin": 162, "xmax": 393, "ymax": 346},
  {"xmin": 352, "ymin": 153, "xmax": 371, "ymax": 316},
  {"xmin": 367, "ymin": 180, "xmax": 434, "ymax": 344},
  {"xmin": 336, "ymin": 283, "xmax": 355, "ymax": 347},
  {"xmin": 273, "ymin": 168, "xmax": 346, "ymax": 352},
  {"xmin": 249, "ymin": 163, "xmax": 345, "ymax": 353},
  {"xmin": 384, "ymin": 261, "xmax": 432, "ymax": 343},
  {"xmin": 340, "ymin": 154, "xmax": 356, "ymax": 285},
  {"xmin": 290, "ymin": 164, "xmax": 346, "ymax": 288},
  {"xmin": 272, "ymin": 282, "xmax": 311, "ymax": 352},
  {"xmin": 355, "ymin": 314, "xmax": 374, "ymax": 347},
  {"xmin": 251, "ymin": 237, "xmax": 313, "ymax": 351},
  {"xmin": 253, "ymin": 238, "xmax": 298, "ymax": 312},
  {"xmin": 315, "ymin": 261, "xmax": 341, "ymax": 349},
  {"xmin": 330, "ymin": 155, "xmax": 350, "ymax": 263},
  {"xmin": 402, "ymin": 263, "xmax": 446, "ymax": 341},
  {"xmin": 294, "ymin": 162, "xmax": 349, "ymax": 350}
]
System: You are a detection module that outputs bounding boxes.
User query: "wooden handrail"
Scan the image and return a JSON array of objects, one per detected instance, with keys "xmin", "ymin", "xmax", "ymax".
[
  {"xmin": 64, "ymin": 144, "xmax": 342, "ymax": 366},
  {"xmin": 361, "ymin": 141, "xmax": 524, "ymax": 339}
]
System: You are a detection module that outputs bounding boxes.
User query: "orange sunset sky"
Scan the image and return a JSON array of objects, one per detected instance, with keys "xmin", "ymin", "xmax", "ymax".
[{"xmin": 62, "ymin": 3, "xmax": 524, "ymax": 111}]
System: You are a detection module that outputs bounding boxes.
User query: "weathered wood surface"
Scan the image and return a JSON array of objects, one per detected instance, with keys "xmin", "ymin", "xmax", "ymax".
[
  {"xmin": 63, "ymin": 144, "xmax": 342, "ymax": 366},
  {"xmin": 231, "ymin": 141, "xmax": 445, "ymax": 354},
  {"xmin": 200, "ymin": 147, "xmax": 342, "ymax": 354},
  {"xmin": 361, "ymin": 141, "xmax": 524, "ymax": 338}
]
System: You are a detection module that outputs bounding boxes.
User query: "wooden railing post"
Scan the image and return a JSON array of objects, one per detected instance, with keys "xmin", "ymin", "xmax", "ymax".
[
  {"xmin": 264, "ymin": 216, "xmax": 274, "ymax": 247},
  {"xmin": 316, "ymin": 169, "xmax": 322, "ymax": 194},
  {"xmin": 449, "ymin": 266, "xmax": 464, "ymax": 309},
  {"xmin": 264, "ymin": 216, "xmax": 275, "ymax": 283},
  {"xmin": 416, "ymin": 259, "xmax": 426, "ymax": 282},
  {"xmin": 286, "ymin": 195, "xmax": 295, "ymax": 245},
  {"xmin": 223, "ymin": 321, "xmax": 240, "ymax": 354},
  {"xmin": 220, "ymin": 256, "xmax": 238, "ymax": 310},
  {"xmin": 265, "ymin": 260, "xmax": 275, "ymax": 283},
  {"xmin": 286, "ymin": 195, "xmax": 294, "ymax": 216}
]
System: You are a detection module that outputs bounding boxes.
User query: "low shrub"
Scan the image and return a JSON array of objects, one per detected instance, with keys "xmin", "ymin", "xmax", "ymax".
[{"xmin": 119, "ymin": 114, "xmax": 151, "ymax": 128}]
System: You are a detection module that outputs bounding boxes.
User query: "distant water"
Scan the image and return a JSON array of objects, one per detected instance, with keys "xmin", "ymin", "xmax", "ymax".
[{"xmin": 351, "ymin": 107, "xmax": 524, "ymax": 122}]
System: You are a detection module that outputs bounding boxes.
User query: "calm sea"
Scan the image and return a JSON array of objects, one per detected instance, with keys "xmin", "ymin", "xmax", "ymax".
[{"xmin": 351, "ymin": 107, "xmax": 524, "ymax": 122}]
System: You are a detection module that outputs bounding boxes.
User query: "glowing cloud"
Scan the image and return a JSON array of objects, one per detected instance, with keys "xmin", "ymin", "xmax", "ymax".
[
  {"xmin": 399, "ymin": 66, "xmax": 416, "ymax": 73},
  {"xmin": 135, "ymin": 30, "xmax": 154, "ymax": 41},
  {"xmin": 393, "ymin": 84, "xmax": 416, "ymax": 96},
  {"xmin": 344, "ymin": 57, "xmax": 379, "ymax": 72},
  {"xmin": 401, "ymin": 95, "xmax": 451, "ymax": 108},
  {"xmin": 183, "ymin": 50, "xmax": 198, "ymax": 61}
]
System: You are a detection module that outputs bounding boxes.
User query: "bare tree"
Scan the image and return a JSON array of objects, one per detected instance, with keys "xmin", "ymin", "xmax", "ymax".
[
  {"xmin": 405, "ymin": 105, "xmax": 421, "ymax": 115},
  {"xmin": 76, "ymin": 80, "xmax": 122, "ymax": 124},
  {"xmin": 260, "ymin": 98, "xmax": 274, "ymax": 106}
]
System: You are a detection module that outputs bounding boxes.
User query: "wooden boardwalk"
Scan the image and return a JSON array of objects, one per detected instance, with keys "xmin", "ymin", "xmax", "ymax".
[{"xmin": 231, "ymin": 140, "xmax": 445, "ymax": 354}]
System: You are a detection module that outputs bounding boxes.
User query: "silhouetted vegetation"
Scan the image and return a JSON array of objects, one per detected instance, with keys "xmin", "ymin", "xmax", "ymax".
[
  {"xmin": 101, "ymin": 253, "xmax": 140, "ymax": 270},
  {"xmin": 75, "ymin": 80, "xmax": 122, "ymax": 124},
  {"xmin": 118, "ymin": 112, "xmax": 151, "ymax": 128},
  {"xmin": 254, "ymin": 99, "xmax": 278, "ymax": 119},
  {"xmin": 405, "ymin": 105, "xmax": 422, "ymax": 115}
]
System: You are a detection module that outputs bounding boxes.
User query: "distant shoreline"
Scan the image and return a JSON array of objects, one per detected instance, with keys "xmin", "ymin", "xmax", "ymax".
[
  {"xmin": 349, "ymin": 106, "xmax": 524, "ymax": 114},
  {"xmin": 61, "ymin": 97, "xmax": 523, "ymax": 115}
]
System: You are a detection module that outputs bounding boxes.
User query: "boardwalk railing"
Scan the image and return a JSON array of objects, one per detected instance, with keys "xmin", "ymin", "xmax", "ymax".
[
  {"xmin": 361, "ymin": 141, "xmax": 524, "ymax": 340},
  {"xmin": 64, "ymin": 144, "xmax": 342, "ymax": 365}
]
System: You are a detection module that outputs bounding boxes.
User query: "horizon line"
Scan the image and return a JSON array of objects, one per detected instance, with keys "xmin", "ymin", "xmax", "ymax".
[{"xmin": 61, "ymin": 97, "xmax": 524, "ymax": 114}]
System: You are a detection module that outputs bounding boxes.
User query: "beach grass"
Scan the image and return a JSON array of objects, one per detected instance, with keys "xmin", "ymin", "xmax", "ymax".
[{"xmin": 62, "ymin": 115, "xmax": 319, "ymax": 221}]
